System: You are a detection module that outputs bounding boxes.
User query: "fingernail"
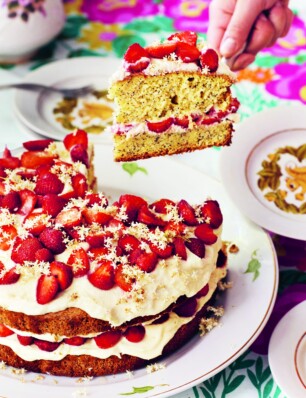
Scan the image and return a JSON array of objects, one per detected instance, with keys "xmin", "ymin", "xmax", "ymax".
[{"xmin": 220, "ymin": 37, "xmax": 237, "ymax": 56}]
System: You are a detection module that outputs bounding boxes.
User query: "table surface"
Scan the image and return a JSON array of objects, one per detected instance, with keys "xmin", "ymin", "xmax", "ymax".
[{"xmin": 0, "ymin": 1, "xmax": 306, "ymax": 397}]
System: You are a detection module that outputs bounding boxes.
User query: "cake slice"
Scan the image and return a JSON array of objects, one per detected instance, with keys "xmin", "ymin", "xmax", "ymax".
[{"xmin": 108, "ymin": 31, "xmax": 239, "ymax": 162}]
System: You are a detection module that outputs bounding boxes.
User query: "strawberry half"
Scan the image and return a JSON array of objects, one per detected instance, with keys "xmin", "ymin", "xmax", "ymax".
[
  {"xmin": 201, "ymin": 200, "xmax": 223, "ymax": 229},
  {"xmin": 124, "ymin": 43, "xmax": 149, "ymax": 63},
  {"xmin": 64, "ymin": 130, "xmax": 88, "ymax": 151},
  {"xmin": 67, "ymin": 247, "xmax": 90, "ymax": 277},
  {"xmin": 146, "ymin": 41, "xmax": 177, "ymax": 58},
  {"xmin": 0, "ymin": 148, "xmax": 20, "ymax": 169},
  {"xmin": 200, "ymin": 49, "xmax": 219, "ymax": 72},
  {"xmin": 36, "ymin": 274, "xmax": 59, "ymax": 305},
  {"xmin": 87, "ymin": 260, "xmax": 115, "ymax": 290},
  {"xmin": 174, "ymin": 297, "xmax": 197, "ymax": 317},
  {"xmin": 35, "ymin": 172, "xmax": 64, "ymax": 195},
  {"xmin": 23, "ymin": 211, "xmax": 49, "ymax": 235},
  {"xmin": 0, "ymin": 324, "xmax": 14, "ymax": 337},
  {"xmin": 124, "ymin": 325, "xmax": 145, "ymax": 343},
  {"xmin": 23, "ymin": 139, "xmax": 54, "ymax": 151},
  {"xmin": 35, "ymin": 248, "xmax": 54, "ymax": 263},
  {"xmin": 1, "ymin": 191, "xmax": 21, "ymax": 212},
  {"xmin": 17, "ymin": 189, "xmax": 37, "ymax": 217},
  {"xmin": 71, "ymin": 173, "xmax": 88, "ymax": 199},
  {"xmin": 94, "ymin": 330, "xmax": 121, "ymax": 349},
  {"xmin": 147, "ymin": 118, "xmax": 173, "ymax": 133},
  {"xmin": 70, "ymin": 144, "xmax": 89, "ymax": 168},
  {"xmin": 17, "ymin": 335, "xmax": 34, "ymax": 346},
  {"xmin": 177, "ymin": 199, "xmax": 198, "ymax": 226},
  {"xmin": 39, "ymin": 228, "xmax": 66, "ymax": 254},
  {"xmin": 168, "ymin": 31, "xmax": 198, "ymax": 46},
  {"xmin": 119, "ymin": 194, "xmax": 147, "ymax": 223},
  {"xmin": 42, "ymin": 194, "xmax": 66, "ymax": 217},
  {"xmin": 56, "ymin": 207, "xmax": 82, "ymax": 229},
  {"xmin": 12, "ymin": 237, "xmax": 43, "ymax": 264},
  {"xmin": 64, "ymin": 336, "xmax": 86, "ymax": 346},
  {"xmin": 173, "ymin": 116, "xmax": 189, "ymax": 128},
  {"xmin": 135, "ymin": 251, "xmax": 158, "ymax": 273},
  {"xmin": 185, "ymin": 238, "xmax": 205, "ymax": 258},
  {"xmin": 175, "ymin": 42, "xmax": 200, "ymax": 63},
  {"xmin": 118, "ymin": 234, "xmax": 141, "ymax": 254},
  {"xmin": 0, "ymin": 225, "xmax": 17, "ymax": 251},
  {"xmin": 83, "ymin": 208, "xmax": 112, "ymax": 225},
  {"xmin": 0, "ymin": 262, "xmax": 20, "ymax": 285},
  {"xmin": 20, "ymin": 151, "xmax": 56, "ymax": 169},
  {"xmin": 195, "ymin": 224, "xmax": 218, "ymax": 244},
  {"xmin": 150, "ymin": 198, "xmax": 175, "ymax": 214},
  {"xmin": 149, "ymin": 242, "xmax": 173, "ymax": 259},
  {"xmin": 50, "ymin": 261, "xmax": 73, "ymax": 290},
  {"xmin": 114, "ymin": 264, "xmax": 134, "ymax": 292},
  {"xmin": 137, "ymin": 205, "xmax": 166, "ymax": 227},
  {"xmin": 34, "ymin": 339, "xmax": 60, "ymax": 352},
  {"xmin": 173, "ymin": 237, "xmax": 187, "ymax": 260},
  {"xmin": 127, "ymin": 59, "xmax": 150, "ymax": 73}
]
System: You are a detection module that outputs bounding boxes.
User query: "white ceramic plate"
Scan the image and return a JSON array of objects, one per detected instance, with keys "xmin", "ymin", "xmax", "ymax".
[
  {"xmin": 269, "ymin": 301, "xmax": 306, "ymax": 398},
  {"xmin": 220, "ymin": 104, "xmax": 306, "ymax": 240},
  {"xmin": 14, "ymin": 57, "xmax": 121, "ymax": 144},
  {"xmin": 0, "ymin": 150, "xmax": 278, "ymax": 398}
]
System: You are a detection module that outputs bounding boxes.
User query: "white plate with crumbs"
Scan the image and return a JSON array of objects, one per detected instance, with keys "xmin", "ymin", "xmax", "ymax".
[{"xmin": 0, "ymin": 149, "xmax": 278, "ymax": 398}]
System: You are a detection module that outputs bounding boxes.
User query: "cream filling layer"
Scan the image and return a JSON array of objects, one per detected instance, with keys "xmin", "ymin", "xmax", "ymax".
[{"xmin": 0, "ymin": 268, "xmax": 226, "ymax": 362}]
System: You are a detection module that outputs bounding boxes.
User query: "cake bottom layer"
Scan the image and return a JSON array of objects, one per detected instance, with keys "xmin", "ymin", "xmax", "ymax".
[{"xmin": 113, "ymin": 120, "xmax": 233, "ymax": 162}]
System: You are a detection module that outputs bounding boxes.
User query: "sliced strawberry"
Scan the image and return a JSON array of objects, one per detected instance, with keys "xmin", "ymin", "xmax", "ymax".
[
  {"xmin": 176, "ymin": 42, "xmax": 200, "ymax": 62},
  {"xmin": 34, "ymin": 339, "xmax": 60, "ymax": 352},
  {"xmin": 36, "ymin": 274, "xmax": 59, "ymax": 305},
  {"xmin": 1, "ymin": 191, "xmax": 21, "ymax": 212},
  {"xmin": 35, "ymin": 172, "xmax": 64, "ymax": 195},
  {"xmin": 173, "ymin": 116, "xmax": 189, "ymax": 128},
  {"xmin": 149, "ymin": 242, "xmax": 173, "ymax": 259},
  {"xmin": 64, "ymin": 336, "xmax": 86, "ymax": 346},
  {"xmin": 114, "ymin": 264, "xmax": 134, "ymax": 292},
  {"xmin": 2, "ymin": 147, "xmax": 12, "ymax": 158},
  {"xmin": 128, "ymin": 248, "xmax": 143, "ymax": 265},
  {"xmin": 200, "ymin": 49, "xmax": 219, "ymax": 72},
  {"xmin": 127, "ymin": 59, "xmax": 150, "ymax": 73},
  {"xmin": 13, "ymin": 237, "xmax": 43, "ymax": 264},
  {"xmin": 168, "ymin": 31, "xmax": 198, "ymax": 46},
  {"xmin": 36, "ymin": 164, "xmax": 52, "ymax": 177},
  {"xmin": 106, "ymin": 218, "xmax": 126, "ymax": 234},
  {"xmin": 0, "ymin": 225, "xmax": 17, "ymax": 251},
  {"xmin": 88, "ymin": 260, "xmax": 114, "ymax": 290},
  {"xmin": 0, "ymin": 262, "xmax": 20, "ymax": 285},
  {"xmin": 146, "ymin": 41, "xmax": 177, "ymax": 58},
  {"xmin": 17, "ymin": 335, "xmax": 34, "ymax": 346},
  {"xmin": 42, "ymin": 194, "xmax": 65, "ymax": 217},
  {"xmin": 147, "ymin": 118, "xmax": 173, "ymax": 133},
  {"xmin": 135, "ymin": 251, "xmax": 158, "ymax": 273},
  {"xmin": 56, "ymin": 207, "xmax": 82, "ymax": 229},
  {"xmin": 85, "ymin": 193, "xmax": 108, "ymax": 207},
  {"xmin": 67, "ymin": 247, "xmax": 90, "ymax": 277},
  {"xmin": 229, "ymin": 97, "xmax": 240, "ymax": 113},
  {"xmin": 124, "ymin": 325, "xmax": 145, "ymax": 343},
  {"xmin": 23, "ymin": 211, "xmax": 49, "ymax": 235},
  {"xmin": 137, "ymin": 205, "xmax": 166, "ymax": 227},
  {"xmin": 174, "ymin": 297, "xmax": 197, "ymax": 317},
  {"xmin": 0, "ymin": 151, "xmax": 20, "ymax": 169},
  {"xmin": 118, "ymin": 234, "xmax": 141, "ymax": 254},
  {"xmin": 94, "ymin": 330, "xmax": 121, "ymax": 349},
  {"xmin": 50, "ymin": 261, "xmax": 73, "ymax": 290},
  {"xmin": 88, "ymin": 246, "xmax": 108, "ymax": 261},
  {"xmin": 63, "ymin": 129, "xmax": 88, "ymax": 151},
  {"xmin": 71, "ymin": 173, "xmax": 88, "ymax": 198},
  {"xmin": 150, "ymin": 198, "xmax": 175, "ymax": 214},
  {"xmin": 17, "ymin": 169, "xmax": 37, "ymax": 179},
  {"xmin": 195, "ymin": 283, "xmax": 209, "ymax": 298},
  {"xmin": 201, "ymin": 200, "xmax": 223, "ymax": 229},
  {"xmin": 177, "ymin": 200, "xmax": 198, "ymax": 226},
  {"xmin": 83, "ymin": 208, "xmax": 112, "ymax": 225},
  {"xmin": 195, "ymin": 224, "xmax": 218, "ymax": 244},
  {"xmin": 0, "ymin": 324, "xmax": 14, "ymax": 337},
  {"xmin": 201, "ymin": 115, "xmax": 218, "ymax": 125},
  {"xmin": 39, "ymin": 228, "xmax": 66, "ymax": 254},
  {"xmin": 173, "ymin": 237, "xmax": 187, "ymax": 260},
  {"xmin": 124, "ymin": 43, "xmax": 149, "ymax": 63},
  {"xmin": 85, "ymin": 233, "xmax": 106, "ymax": 249},
  {"xmin": 20, "ymin": 151, "xmax": 56, "ymax": 169},
  {"xmin": 23, "ymin": 139, "xmax": 54, "ymax": 151},
  {"xmin": 185, "ymin": 238, "xmax": 205, "ymax": 258},
  {"xmin": 119, "ymin": 194, "xmax": 147, "ymax": 223},
  {"xmin": 70, "ymin": 144, "xmax": 89, "ymax": 168},
  {"xmin": 35, "ymin": 248, "xmax": 54, "ymax": 263},
  {"xmin": 17, "ymin": 189, "xmax": 37, "ymax": 216},
  {"xmin": 164, "ymin": 221, "xmax": 186, "ymax": 235}
]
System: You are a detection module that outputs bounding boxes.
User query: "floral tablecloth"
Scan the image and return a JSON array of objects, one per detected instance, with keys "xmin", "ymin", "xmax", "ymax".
[{"xmin": 1, "ymin": 1, "xmax": 306, "ymax": 397}]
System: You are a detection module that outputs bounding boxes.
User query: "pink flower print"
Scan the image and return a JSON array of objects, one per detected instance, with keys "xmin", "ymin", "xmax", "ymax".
[
  {"xmin": 263, "ymin": 16, "xmax": 306, "ymax": 57},
  {"xmin": 163, "ymin": 0, "xmax": 211, "ymax": 32},
  {"xmin": 266, "ymin": 63, "xmax": 306, "ymax": 104},
  {"xmin": 81, "ymin": 0, "xmax": 159, "ymax": 24}
]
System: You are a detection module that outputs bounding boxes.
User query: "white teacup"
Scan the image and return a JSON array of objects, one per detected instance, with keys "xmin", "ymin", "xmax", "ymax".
[{"xmin": 0, "ymin": 0, "xmax": 65, "ymax": 64}]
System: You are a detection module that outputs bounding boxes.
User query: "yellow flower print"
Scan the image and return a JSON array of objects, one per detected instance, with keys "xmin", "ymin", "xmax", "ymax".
[
  {"xmin": 78, "ymin": 23, "xmax": 125, "ymax": 51},
  {"xmin": 64, "ymin": 0, "xmax": 83, "ymax": 15}
]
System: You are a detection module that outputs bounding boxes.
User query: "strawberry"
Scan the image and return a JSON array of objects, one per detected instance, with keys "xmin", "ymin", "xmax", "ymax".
[
  {"xmin": 114, "ymin": 264, "xmax": 134, "ymax": 291},
  {"xmin": 13, "ymin": 237, "xmax": 43, "ymax": 264},
  {"xmin": 35, "ymin": 172, "xmax": 64, "ymax": 195},
  {"xmin": 0, "ymin": 148, "xmax": 20, "ymax": 169},
  {"xmin": 174, "ymin": 297, "xmax": 197, "ymax": 317},
  {"xmin": 124, "ymin": 325, "xmax": 145, "ymax": 343},
  {"xmin": 164, "ymin": 221, "xmax": 186, "ymax": 235},
  {"xmin": 95, "ymin": 330, "xmax": 122, "ymax": 349},
  {"xmin": 195, "ymin": 224, "xmax": 218, "ymax": 244},
  {"xmin": 0, "ymin": 262, "xmax": 20, "ymax": 285},
  {"xmin": 37, "ymin": 164, "xmax": 52, "ymax": 177},
  {"xmin": 229, "ymin": 97, "xmax": 240, "ymax": 113},
  {"xmin": 88, "ymin": 260, "xmax": 114, "ymax": 290},
  {"xmin": 87, "ymin": 246, "xmax": 108, "ymax": 261},
  {"xmin": 199, "ymin": 49, "xmax": 219, "ymax": 72},
  {"xmin": 201, "ymin": 115, "xmax": 218, "ymax": 125},
  {"xmin": 16, "ymin": 169, "xmax": 37, "ymax": 179},
  {"xmin": 137, "ymin": 205, "xmax": 166, "ymax": 227},
  {"xmin": 63, "ymin": 129, "xmax": 88, "ymax": 151},
  {"xmin": 135, "ymin": 251, "xmax": 158, "ymax": 273},
  {"xmin": 36, "ymin": 274, "xmax": 59, "ymax": 305},
  {"xmin": 185, "ymin": 238, "xmax": 205, "ymax": 258},
  {"xmin": 127, "ymin": 59, "xmax": 150, "ymax": 73},
  {"xmin": 70, "ymin": 144, "xmax": 89, "ymax": 168},
  {"xmin": 216, "ymin": 250, "xmax": 227, "ymax": 268},
  {"xmin": 42, "ymin": 194, "xmax": 65, "ymax": 217},
  {"xmin": 168, "ymin": 31, "xmax": 198, "ymax": 46},
  {"xmin": 39, "ymin": 228, "xmax": 66, "ymax": 254},
  {"xmin": 2, "ymin": 147, "xmax": 12, "ymax": 158},
  {"xmin": 146, "ymin": 41, "xmax": 177, "ymax": 58},
  {"xmin": 23, "ymin": 211, "xmax": 49, "ymax": 235},
  {"xmin": 71, "ymin": 173, "xmax": 88, "ymax": 198},
  {"xmin": 50, "ymin": 261, "xmax": 73, "ymax": 290},
  {"xmin": 23, "ymin": 139, "xmax": 53, "ymax": 151},
  {"xmin": 17, "ymin": 189, "xmax": 37, "ymax": 216},
  {"xmin": 150, "ymin": 198, "xmax": 175, "ymax": 214},
  {"xmin": 195, "ymin": 283, "xmax": 209, "ymax": 298},
  {"xmin": 118, "ymin": 234, "xmax": 141, "ymax": 254},
  {"xmin": 34, "ymin": 339, "xmax": 60, "ymax": 352},
  {"xmin": 173, "ymin": 116, "xmax": 189, "ymax": 128},
  {"xmin": 0, "ymin": 324, "xmax": 14, "ymax": 337},
  {"xmin": 83, "ymin": 208, "xmax": 112, "ymax": 225},
  {"xmin": 175, "ymin": 42, "xmax": 200, "ymax": 62},
  {"xmin": 124, "ymin": 43, "xmax": 149, "ymax": 63},
  {"xmin": 149, "ymin": 242, "xmax": 173, "ymax": 259},
  {"xmin": 20, "ymin": 151, "xmax": 56, "ymax": 169},
  {"xmin": 201, "ymin": 200, "xmax": 223, "ymax": 229},
  {"xmin": 177, "ymin": 200, "xmax": 198, "ymax": 226},
  {"xmin": 173, "ymin": 237, "xmax": 187, "ymax": 260},
  {"xmin": 107, "ymin": 218, "xmax": 126, "ymax": 234},
  {"xmin": 35, "ymin": 248, "xmax": 54, "ymax": 263},
  {"xmin": 0, "ymin": 225, "xmax": 17, "ymax": 251},
  {"xmin": 64, "ymin": 336, "xmax": 86, "ymax": 346},
  {"xmin": 1, "ymin": 191, "xmax": 21, "ymax": 212},
  {"xmin": 67, "ymin": 247, "xmax": 90, "ymax": 277},
  {"xmin": 55, "ymin": 207, "xmax": 82, "ymax": 229},
  {"xmin": 119, "ymin": 194, "xmax": 147, "ymax": 223},
  {"xmin": 85, "ymin": 193, "xmax": 108, "ymax": 207},
  {"xmin": 146, "ymin": 118, "xmax": 173, "ymax": 133},
  {"xmin": 85, "ymin": 233, "xmax": 106, "ymax": 249},
  {"xmin": 17, "ymin": 335, "xmax": 34, "ymax": 346}
]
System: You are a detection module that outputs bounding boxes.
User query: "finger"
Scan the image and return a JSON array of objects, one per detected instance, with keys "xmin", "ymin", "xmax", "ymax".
[
  {"xmin": 281, "ymin": 8, "xmax": 294, "ymax": 37},
  {"xmin": 268, "ymin": 2, "xmax": 288, "ymax": 38},
  {"xmin": 245, "ymin": 13, "xmax": 277, "ymax": 55},
  {"xmin": 219, "ymin": 0, "xmax": 265, "ymax": 58},
  {"xmin": 207, "ymin": 0, "xmax": 234, "ymax": 51},
  {"xmin": 231, "ymin": 53, "xmax": 255, "ymax": 71}
]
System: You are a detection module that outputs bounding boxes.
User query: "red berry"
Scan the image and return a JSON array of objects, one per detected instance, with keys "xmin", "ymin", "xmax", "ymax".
[
  {"xmin": 201, "ymin": 200, "xmax": 223, "ymax": 229},
  {"xmin": 173, "ymin": 237, "xmax": 187, "ymax": 260},
  {"xmin": 70, "ymin": 144, "xmax": 89, "ymax": 167},
  {"xmin": 175, "ymin": 41, "xmax": 200, "ymax": 62},
  {"xmin": 1, "ymin": 191, "xmax": 21, "ymax": 212},
  {"xmin": 146, "ymin": 118, "xmax": 173, "ymax": 133},
  {"xmin": 135, "ymin": 251, "xmax": 158, "ymax": 273},
  {"xmin": 137, "ymin": 205, "xmax": 166, "ymax": 227},
  {"xmin": 0, "ymin": 154, "xmax": 20, "ymax": 169},
  {"xmin": 17, "ymin": 335, "xmax": 34, "ymax": 346},
  {"xmin": 150, "ymin": 198, "xmax": 175, "ymax": 214},
  {"xmin": 85, "ymin": 193, "xmax": 108, "ymax": 207},
  {"xmin": 174, "ymin": 297, "xmax": 197, "ymax": 317},
  {"xmin": 83, "ymin": 208, "xmax": 112, "ymax": 225},
  {"xmin": 17, "ymin": 189, "xmax": 37, "ymax": 216},
  {"xmin": 0, "ymin": 262, "xmax": 20, "ymax": 285},
  {"xmin": 194, "ymin": 224, "xmax": 218, "ymax": 244},
  {"xmin": 42, "ymin": 194, "xmax": 65, "ymax": 217},
  {"xmin": 114, "ymin": 264, "xmax": 134, "ymax": 292},
  {"xmin": 119, "ymin": 194, "xmax": 147, "ymax": 223},
  {"xmin": 177, "ymin": 199, "xmax": 198, "ymax": 226},
  {"xmin": 124, "ymin": 43, "xmax": 149, "ymax": 63},
  {"xmin": 35, "ymin": 248, "xmax": 54, "ymax": 263},
  {"xmin": 124, "ymin": 325, "xmax": 145, "ymax": 343},
  {"xmin": 67, "ymin": 248, "xmax": 90, "ymax": 278},
  {"xmin": 0, "ymin": 225, "xmax": 17, "ymax": 251},
  {"xmin": 149, "ymin": 242, "xmax": 173, "ymax": 259},
  {"xmin": 23, "ymin": 139, "xmax": 54, "ymax": 151},
  {"xmin": 23, "ymin": 211, "xmax": 49, "ymax": 235},
  {"xmin": 118, "ymin": 234, "xmax": 141, "ymax": 254},
  {"xmin": 13, "ymin": 237, "xmax": 43, "ymax": 264},
  {"xmin": 56, "ymin": 207, "xmax": 82, "ymax": 229},
  {"xmin": 36, "ymin": 274, "xmax": 59, "ymax": 305},
  {"xmin": 94, "ymin": 330, "xmax": 121, "ymax": 349},
  {"xmin": 71, "ymin": 173, "xmax": 88, "ymax": 198},
  {"xmin": 0, "ymin": 324, "xmax": 14, "ymax": 337},
  {"xmin": 200, "ymin": 49, "xmax": 219, "ymax": 72},
  {"xmin": 34, "ymin": 339, "xmax": 60, "ymax": 352},
  {"xmin": 88, "ymin": 260, "xmax": 115, "ymax": 290},
  {"xmin": 195, "ymin": 283, "xmax": 209, "ymax": 298},
  {"xmin": 64, "ymin": 130, "xmax": 88, "ymax": 151},
  {"xmin": 185, "ymin": 238, "xmax": 205, "ymax": 258},
  {"xmin": 20, "ymin": 151, "xmax": 56, "ymax": 169},
  {"xmin": 50, "ymin": 261, "xmax": 73, "ymax": 290},
  {"xmin": 127, "ymin": 59, "xmax": 150, "ymax": 73},
  {"xmin": 173, "ymin": 116, "xmax": 189, "ymax": 128},
  {"xmin": 39, "ymin": 228, "xmax": 66, "ymax": 254},
  {"xmin": 64, "ymin": 336, "xmax": 86, "ymax": 346},
  {"xmin": 35, "ymin": 172, "xmax": 64, "ymax": 195},
  {"xmin": 146, "ymin": 41, "xmax": 177, "ymax": 58},
  {"xmin": 168, "ymin": 31, "xmax": 198, "ymax": 46}
]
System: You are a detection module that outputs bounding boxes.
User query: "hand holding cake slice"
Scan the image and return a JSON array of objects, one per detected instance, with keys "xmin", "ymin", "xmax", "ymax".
[{"xmin": 108, "ymin": 31, "xmax": 240, "ymax": 162}]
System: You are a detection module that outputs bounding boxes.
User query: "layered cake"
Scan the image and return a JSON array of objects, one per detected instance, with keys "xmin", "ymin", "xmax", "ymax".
[
  {"xmin": 108, "ymin": 31, "xmax": 239, "ymax": 162},
  {"xmin": 0, "ymin": 131, "xmax": 227, "ymax": 376}
]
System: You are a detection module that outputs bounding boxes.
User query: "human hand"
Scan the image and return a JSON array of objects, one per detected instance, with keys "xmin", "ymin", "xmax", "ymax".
[{"xmin": 207, "ymin": 0, "xmax": 294, "ymax": 70}]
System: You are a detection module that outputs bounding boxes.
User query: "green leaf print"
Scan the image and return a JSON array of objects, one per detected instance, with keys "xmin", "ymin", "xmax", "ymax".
[
  {"xmin": 254, "ymin": 55, "xmax": 288, "ymax": 68},
  {"xmin": 199, "ymin": 386, "xmax": 213, "ymax": 398},
  {"xmin": 244, "ymin": 250, "xmax": 261, "ymax": 281},
  {"xmin": 263, "ymin": 378, "xmax": 274, "ymax": 398},
  {"xmin": 68, "ymin": 49, "xmax": 105, "ymax": 58},
  {"xmin": 224, "ymin": 375, "xmax": 245, "ymax": 394},
  {"xmin": 113, "ymin": 35, "xmax": 146, "ymax": 58},
  {"xmin": 59, "ymin": 15, "xmax": 88, "ymax": 39},
  {"xmin": 295, "ymin": 54, "xmax": 306, "ymax": 64},
  {"xmin": 122, "ymin": 162, "xmax": 148, "ymax": 177},
  {"xmin": 120, "ymin": 386, "xmax": 155, "ymax": 395},
  {"xmin": 278, "ymin": 270, "xmax": 306, "ymax": 294},
  {"xmin": 124, "ymin": 16, "xmax": 174, "ymax": 33}
]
